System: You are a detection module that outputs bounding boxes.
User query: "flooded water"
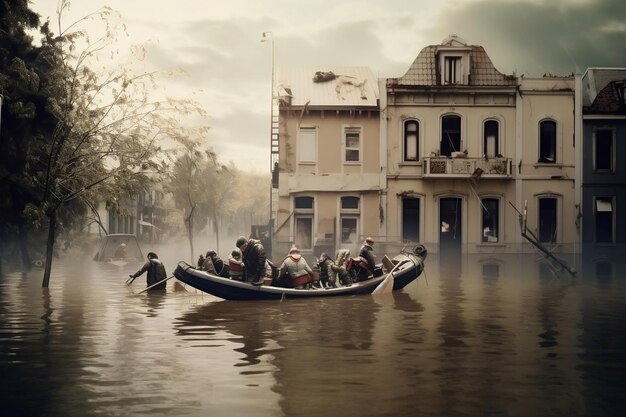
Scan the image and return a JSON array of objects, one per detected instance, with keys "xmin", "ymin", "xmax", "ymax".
[{"xmin": 1, "ymin": 250, "xmax": 626, "ymax": 417}]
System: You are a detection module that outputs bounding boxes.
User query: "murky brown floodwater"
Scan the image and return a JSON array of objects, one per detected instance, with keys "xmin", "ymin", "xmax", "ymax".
[{"xmin": 1, "ymin": 250, "xmax": 626, "ymax": 417}]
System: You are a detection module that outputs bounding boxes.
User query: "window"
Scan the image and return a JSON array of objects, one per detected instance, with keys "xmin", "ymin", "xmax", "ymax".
[
  {"xmin": 297, "ymin": 127, "xmax": 317, "ymax": 164},
  {"xmin": 402, "ymin": 197, "xmax": 420, "ymax": 242},
  {"xmin": 340, "ymin": 196, "xmax": 360, "ymax": 244},
  {"xmin": 481, "ymin": 198, "xmax": 499, "ymax": 243},
  {"xmin": 594, "ymin": 129, "xmax": 613, "ymax": 171},
  {"xmin": 294, "ymin": 196, "xmax": 314, "ymax": 249},
  {"xmin": 483, "ymin": 120, "xmax": 499, "ymax": 157},
  {"xmin": 595, "ymin": 197, "xmax": 614, "ymax": 243},
  {"xmin": 404, "ymin": 120, "xmax": 419, "ymax": 162},
  {"xmin": 344, "ymin": 128, "xmax": 361, "ymax": 163},
  {"xmin": 538, "ymin": 197, "xmax": 557, "ymax": 243},
  {"xmin": 441, "ymin": 115, "xmax": 461, "ymax": 156},
  {"xmin": 538, "ymin": 120, "xmax": 556, "ymax": 163},
  {"xmin": 444, "ymin": 56, "xmax": 461, "ymax": 84}
]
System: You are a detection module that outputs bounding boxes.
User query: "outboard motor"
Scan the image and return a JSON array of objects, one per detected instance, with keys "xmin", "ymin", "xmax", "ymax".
[{"xmin": 413, "ymin": 244, "xmax": 428, "ymax": 261}]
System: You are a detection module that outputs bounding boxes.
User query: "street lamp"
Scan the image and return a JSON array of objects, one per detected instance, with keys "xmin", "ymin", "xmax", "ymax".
[{"xmin": 261, "ymin": 31, "xmax": 275, "ymax": 257}]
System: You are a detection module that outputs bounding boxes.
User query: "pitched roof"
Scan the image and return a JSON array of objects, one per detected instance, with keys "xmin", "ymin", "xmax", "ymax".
[{"xmin": 276, "ymin": 67, "xmax": 379, "ymax": 108}]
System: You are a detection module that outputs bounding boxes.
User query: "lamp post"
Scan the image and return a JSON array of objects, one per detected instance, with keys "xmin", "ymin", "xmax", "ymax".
[{"xmin": 261, "ymin": 31, "xmax": 274, "ymax": 257}]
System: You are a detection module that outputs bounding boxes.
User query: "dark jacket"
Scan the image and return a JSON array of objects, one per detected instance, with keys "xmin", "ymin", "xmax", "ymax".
[
  {"xmin": 359, "ymin": 243, "xmax": 376, "ymax": 273},
  {"xmin": 241, "ymin": 239, "xmax": 266, "ymax": 281},
  {"xmin": 132, "ymin": 258, "xmax": 167, "ymax": 289}
]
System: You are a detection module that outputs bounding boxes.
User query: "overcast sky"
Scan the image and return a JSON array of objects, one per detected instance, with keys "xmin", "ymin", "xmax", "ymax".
[{"xmin": 31, "ymin": 0, "xmax": 626, "ymax": 173}]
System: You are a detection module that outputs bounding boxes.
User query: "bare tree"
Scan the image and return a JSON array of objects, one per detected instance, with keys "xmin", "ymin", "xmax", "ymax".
[{"xmin": 31, "ymin": 2, "xmax": 207, "ymax": 286}]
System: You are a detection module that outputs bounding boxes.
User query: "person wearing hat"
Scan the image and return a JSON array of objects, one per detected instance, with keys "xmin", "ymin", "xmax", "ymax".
[
  {"xmin": 279, "ymin": 246, "xmax": 315, "ymax": 289},
  {"xmin": 236, "ymin": 236, "xmax": 267, "ymax": 285},
  {"xmin": 359, "ymin": 237, "xmax": 376, "ymax": 275}
]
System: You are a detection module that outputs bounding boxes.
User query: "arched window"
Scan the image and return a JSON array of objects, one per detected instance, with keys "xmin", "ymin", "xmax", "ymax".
[
  {"xmin": 538, "ymin": 120, "xmax": 556, "ymax": 163},
  {"xmin": 441, "ymin": 115, "xmax": 461, "ymax": 156},
  {"xmin": 483, "ymin": 120, "xmax": 499, "ymax": 157}
]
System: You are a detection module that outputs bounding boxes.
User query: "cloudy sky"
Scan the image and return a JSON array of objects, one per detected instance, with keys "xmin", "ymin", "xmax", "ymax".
[{"xmin": 31, "ymin": 0, "xmax": 626, "ymax": 173}]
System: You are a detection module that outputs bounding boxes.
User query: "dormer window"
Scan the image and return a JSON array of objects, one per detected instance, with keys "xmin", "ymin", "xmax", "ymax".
[{"xmin": 444, "ymin": 56, "xmax": 462, "ymax": 85}]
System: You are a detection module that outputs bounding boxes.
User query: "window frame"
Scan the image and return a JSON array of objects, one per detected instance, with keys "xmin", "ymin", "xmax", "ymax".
[
  {"xmin": 593, "ymin": 128, "xmax": 614, "ymax": 172},
  {"xmin": 594, "ymin": 196, "xmax": 615, "ymax": 244},
  {"xmin": 537, "ymin": 196, "xmax": 559, "ymax": 243},
  {"xmin": 538, "ymin": 119, "xmax": 557, "ymax": 164},
  {"xmin": 403, "ymin": 119, "xmax": 420, "ymax": 163},
  {"xmin": 294, "ymin": 196, "xmax": 314, "ymax": 249},
  {"xmin": 480, "ymin": 197, "xmax": 500, "ymax": 243},
  {"xmin": 340, "ymin": 196, "xmax": 360, "ymax": 244},
  {"xmin": 297, "ymin": 126, "xmax": 317, "ymax": 164},
  {"xmin": 441, "ymin": 114, "xmax": 462, "ymax": 157},
  {"xmin": 343, "ymin": 127, "xmax": 361, "ymax": 164},
  {"xmin": 483, "ymin": 119, "xmax": 500, "ymax": 157},
  {"xmin": 444, "ymin": 56, "xmax": 462, "ymax": 85}
]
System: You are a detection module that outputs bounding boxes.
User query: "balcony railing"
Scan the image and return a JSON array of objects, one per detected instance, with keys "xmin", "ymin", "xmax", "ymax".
[{"xmin": 423, "ymin": 156, "xmax": 513, "ymax": 179}]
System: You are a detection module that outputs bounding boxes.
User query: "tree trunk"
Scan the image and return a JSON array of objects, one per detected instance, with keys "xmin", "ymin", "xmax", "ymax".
[{"xmin": 42, "ymin": 210, "xmax": 57, "ymax": 288}]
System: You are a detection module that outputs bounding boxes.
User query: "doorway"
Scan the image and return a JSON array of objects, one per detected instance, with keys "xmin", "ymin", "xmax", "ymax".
[{"xmin": 440, "ymin": 197, "xmax": 462, "ymax": 251}]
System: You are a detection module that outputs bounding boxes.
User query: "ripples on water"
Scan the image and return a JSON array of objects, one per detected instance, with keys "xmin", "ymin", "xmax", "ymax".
[{"xmin": 1, "ymin": 253, "xmax": 626, "ymax": 417}]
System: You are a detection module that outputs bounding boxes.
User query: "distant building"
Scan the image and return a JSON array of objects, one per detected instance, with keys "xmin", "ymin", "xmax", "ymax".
[{"xmin": 581, "ymin": 68, "xmax": 626, "ymax": 253}]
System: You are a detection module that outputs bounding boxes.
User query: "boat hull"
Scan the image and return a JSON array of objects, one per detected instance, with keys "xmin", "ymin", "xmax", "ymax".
[{"xmin": 173, "ymin": 252, "xmax": 425, "ymax": 301}]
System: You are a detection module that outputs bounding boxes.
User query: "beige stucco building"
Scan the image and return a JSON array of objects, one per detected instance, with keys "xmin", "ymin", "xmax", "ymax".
[{"xmin": 272, "ymin": 36, "xmax": 579, "ymax": 257}]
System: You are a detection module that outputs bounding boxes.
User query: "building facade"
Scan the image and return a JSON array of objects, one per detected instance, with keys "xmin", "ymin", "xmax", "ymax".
[
  {"xmin": 272, "ymin": 36, "xmax": 580, "ymax": 256},
  {"xmin": 581, "ymin": 68, "xmax": 626, "ymax": 254},
  {"xmin": 273, "ymin": 67, "xmax": 381, "ymax": 259}
]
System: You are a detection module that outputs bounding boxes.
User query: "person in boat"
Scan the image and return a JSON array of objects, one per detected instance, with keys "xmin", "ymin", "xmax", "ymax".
[
  {"xmin": 207, "ymin": 250, "xmax": 229, "ymax": 277},
  {"xmin": 236, "ymin": 236, "xmax": 267, "ymax": 286},
  {"xmin": 228, "ymin": 249, "xmax": 245, "ymax": 281},
  {"xmin": 279, "ymin": 246, "xmax": 315, "ymax": 289},
  {"xmin": 197, "ymin": 251, "xmax": 216, "ymax": 274},
  {"xmin": 359, "ymin": 237, "xmax": 376, "ymax": 275},
  {"xmin": 129, "ymin": 252, "xmax": 167, "ymax": 290},
  {"xmin": 318, "ymin": 252, "xmax": 350, "ymax": 288}
]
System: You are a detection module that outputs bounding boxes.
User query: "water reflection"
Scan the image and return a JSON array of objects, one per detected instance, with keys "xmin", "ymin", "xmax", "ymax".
[{"xmin": 1, "ymin": 255, "xmax": 626, "ymax": 416}]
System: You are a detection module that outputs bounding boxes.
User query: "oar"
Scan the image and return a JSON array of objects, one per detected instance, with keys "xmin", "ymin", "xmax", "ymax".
[
  {"xmin": 137, "ymin": 276, "xmax": 175, "ymax": 294},
  {"xmin": 372, "ymin": 260, "xmax": 403, "ymax": 296}
]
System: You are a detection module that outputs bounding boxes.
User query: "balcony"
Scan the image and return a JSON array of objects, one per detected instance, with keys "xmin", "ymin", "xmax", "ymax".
[{"xmin": 423, "ymin": 155, "xmax": 513, "ymax": 179}]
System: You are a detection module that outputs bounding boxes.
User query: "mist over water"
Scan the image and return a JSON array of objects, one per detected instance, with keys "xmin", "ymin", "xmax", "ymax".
[{"xmin": 1, "ymin": 247, "xmax": 625, "ymax": 417}]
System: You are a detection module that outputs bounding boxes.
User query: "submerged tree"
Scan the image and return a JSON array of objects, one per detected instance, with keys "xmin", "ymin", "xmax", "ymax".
[
  {"xmin": 0, "ymin": 0, "xmax": 58, "ymax": 271},
  {"xmin": 19, "ymin": 2, "xmax": 206, "ymax": 287}
]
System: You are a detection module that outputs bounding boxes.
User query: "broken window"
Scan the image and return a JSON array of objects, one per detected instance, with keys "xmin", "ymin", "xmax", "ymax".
[
  {"xmin": 483, "ymin": 120, "xmax": 499, "ymax": 157},
  {"xmin": 344, "ymin": 128, "xmax": 361, "ymax": 163},
  {"xmin": 595, "ymin": 197, "xmax": 614, "ymax": 243},
  {"xmin": 594, "ymin": 129, "xmax": 613, "ymax": 171},
  {"xmin": 481, "ymin": 198, "xmax": 499, "ymax": 243},
  {"xmin": 538, "ymin": 197, "xmax": 557, "ymax": 243},
  {"xmin": 441, "ymin": 115, "xmax": 461, "ymax": 156},
  {"xmin": 404, "ymin": 120, "xmax": 419, "ymax": 162},
  {"xmin": 538, "ymin": 120, "xmax": 556, "ymax": 163}
]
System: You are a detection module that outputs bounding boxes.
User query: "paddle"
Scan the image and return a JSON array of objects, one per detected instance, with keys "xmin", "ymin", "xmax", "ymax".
[
  {"xmin": 371, "ymin": 259, "xmax": 403, "ymax": 296},
  {"xmin": 137, "ymin": 275, "xmax": 175, "ymax": 294}
]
